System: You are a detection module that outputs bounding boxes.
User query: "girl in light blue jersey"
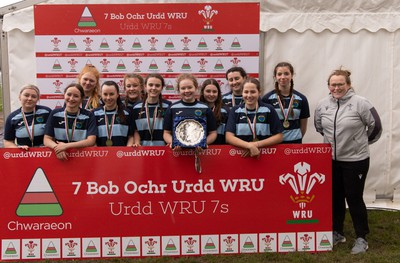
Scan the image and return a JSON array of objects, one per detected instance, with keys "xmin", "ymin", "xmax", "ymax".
[
  {"xmin": 4, "ymin": 85, "xmax": 51, "ymax": 149},
  {"xmin": 226, "ymin": 78, "xmax": 283, "ymax": 158},
  {"xmin": 44, "ymin": 83, "xmax": 97, "ymax": 160},
  {"xmin": 200, "ymin": 78, "xmax": 229, "ymax": 145},
  {"xmin": 132, "ymin": 74, "xmax": 171, "ymax": 146},
  {"xmin": 93, "ymin": 81, "xmax": 134, "ymax": 147}
]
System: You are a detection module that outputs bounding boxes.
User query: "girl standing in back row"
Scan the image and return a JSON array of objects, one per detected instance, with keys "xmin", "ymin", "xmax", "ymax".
[
  {"xmin": 221, "ymin": 67, "xmax": 248, "ymax": 109},
  {"xmin": 123, "ymin": 73, "xmax": 144, "ymax": 110},
  {"xmin": 131, "ymin": 74, "xmax": 171, "ymax": 146},
  {"xmin": 200, "ymin": 78, "xmax": 229, "ymax": 144},
  {"xmin": 77, "ymin": 65, "xmax": 101, "ymax": 110},
  {"xmin": 262, "ymin": 62, "xmax": 310, "ymax": 143}
]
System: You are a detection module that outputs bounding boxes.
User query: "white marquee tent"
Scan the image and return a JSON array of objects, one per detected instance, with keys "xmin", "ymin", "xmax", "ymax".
[{"xmin": 1, "ymin": 0, "xmax": 399, "ymax": 209}]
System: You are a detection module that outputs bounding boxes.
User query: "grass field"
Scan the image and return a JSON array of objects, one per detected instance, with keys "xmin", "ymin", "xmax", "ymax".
[{"xmin": 33, "ymin": 209, "xmax": 400, "ymax": 263}]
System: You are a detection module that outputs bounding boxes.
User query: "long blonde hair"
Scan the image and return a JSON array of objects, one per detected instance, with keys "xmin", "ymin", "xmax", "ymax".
[{"xmin": 77, "ymin": 65, "xmax": 101, "ymax": 109}]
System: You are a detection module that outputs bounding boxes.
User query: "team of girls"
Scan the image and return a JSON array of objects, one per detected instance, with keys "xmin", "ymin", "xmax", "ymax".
[{"xmin": 4, "ymin": 71, "xmax": 292, "ymax": 157}]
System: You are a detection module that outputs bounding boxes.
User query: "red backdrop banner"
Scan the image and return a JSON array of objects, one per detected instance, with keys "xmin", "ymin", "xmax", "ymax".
[
  {"xmin": 33, "ymin": 3, "xmax": 260, "ymax": 108},
  {"xmin": 34, "ymin": 3, "xmax": 260, "ymax": 35},
  {"xmin": 0, "ymin": 144, "xmax": 332, "ymax": 260}
]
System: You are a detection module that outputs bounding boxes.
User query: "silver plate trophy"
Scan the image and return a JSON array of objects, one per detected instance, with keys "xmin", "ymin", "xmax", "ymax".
[
  {"xmin": 173, "ymin": 118, "xmax": 206, "ymax": 174},
  {"xmin": 174, "ymin": 119, "xmax": 206, "ymax": 148}
]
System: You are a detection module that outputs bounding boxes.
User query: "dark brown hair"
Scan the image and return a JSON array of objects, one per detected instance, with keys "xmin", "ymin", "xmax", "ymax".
[
  {"xmin": 101, "ymin": 80, "xmax": 126, "ymax": 123},
  {"xmin": 200, "ymin": 78, "xmax": 223, "ymax": 125},
  {"xmin": 273, "ymin": 62, "xmax": 295, "ymax": 117},
  {"xmin": 139, "ymin": 73, "xmax": 166, "ymax": 118}
]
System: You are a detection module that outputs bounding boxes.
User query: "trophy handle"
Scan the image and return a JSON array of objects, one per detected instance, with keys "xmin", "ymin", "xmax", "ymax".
[{"xmin": 195, "ymin": 151, "xmax": 202, "ymax": 174}]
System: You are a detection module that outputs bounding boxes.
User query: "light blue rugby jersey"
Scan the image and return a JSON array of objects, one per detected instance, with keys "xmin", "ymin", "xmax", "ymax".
[
  {"xmin": 44, "ymin": 107, "xmax": 97, "ymax": 143},
  {"xmin": 4, "ymin": 105, "xmax": 51, "ymax": 147},
  {"xmin": 222, "ymin": 91, "xmax": 243, "ymax": 109},
  {"xmin": 226, "ymin": 102, "xmax": 283, "ymax": 142},
  {"xmin": 132, "ymin": 99, "xmax": 171, "ymax": 146},
  {"xmin": 93, "ymin": 107, "xmax": 133, "ymax": 146},
  {"xmin": 262, "ymin": 90, "xmax": 310, "ymax": 143}
]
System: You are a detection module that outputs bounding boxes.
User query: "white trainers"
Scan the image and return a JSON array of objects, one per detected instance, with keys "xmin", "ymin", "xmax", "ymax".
[
  {"xmin": 333, "ymin": 231, "xmax": 346, "ymax": 245},
  {"xmin": 351, "ymin": 237, "xmax": 368, "ymax": 254}
]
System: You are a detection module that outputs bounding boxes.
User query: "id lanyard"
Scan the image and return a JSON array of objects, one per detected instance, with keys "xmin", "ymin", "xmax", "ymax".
[{"xmin": 244, "ymin": 103, "xmax": 259, "ymax": 141}]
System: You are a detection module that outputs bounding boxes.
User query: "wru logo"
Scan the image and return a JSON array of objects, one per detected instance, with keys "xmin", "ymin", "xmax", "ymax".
[{"xmin": 279, "ymin": 162, "xmax": 325, "ymax": 209}]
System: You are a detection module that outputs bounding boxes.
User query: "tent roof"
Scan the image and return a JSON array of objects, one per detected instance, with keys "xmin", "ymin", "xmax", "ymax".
[
  {"xmin": 2, "ymin": 0, "xmax": 400, "ymax": 33},
  {"xmin": 261, "ymin": 0, "xmax": 400, "ymax": 33}
]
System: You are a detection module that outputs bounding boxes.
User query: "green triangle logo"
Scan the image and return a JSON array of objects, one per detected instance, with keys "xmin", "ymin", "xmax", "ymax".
[
  {"xmin": 125, "ymin": 240, "xmax": 137, "ymax": 252},
  {"xmin": 86, "ymin": 240, "xmax": 98, "ymax": 253},
  {"xmin": 16, "ymin": 168, "xmax": 63, "ymax": 216},
  {"xmin": 78, "ymin": 7, "xmax": 96, "ymax": 27}
]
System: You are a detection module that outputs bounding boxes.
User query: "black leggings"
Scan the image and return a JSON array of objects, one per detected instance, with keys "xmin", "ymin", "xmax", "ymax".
[{"xmin": 332, "ymin": 158, "xmax": 370, "ymax": 239}]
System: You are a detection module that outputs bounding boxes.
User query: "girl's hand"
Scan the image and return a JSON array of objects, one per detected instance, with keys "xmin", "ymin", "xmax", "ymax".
[
  {"xmin": 56, "ymin": 151, "xmax": 68, "ymax": 161},
  {"xmin": 172, "ymin": 145, "xmax": 182, "ymax": 152},
  {"xmin": 248, "ymin": 141, "xmax": 260, "ymax": 159},
  {"xmin": 53, "ymin": 141, "xmax": 68, "ymax": 154},
  {"xmin": 18, "ymin": 145, "xmax": 29, "ymax": 151}
]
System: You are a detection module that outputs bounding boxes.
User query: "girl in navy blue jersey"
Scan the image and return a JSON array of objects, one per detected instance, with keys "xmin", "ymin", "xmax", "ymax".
[
  {"xmin": 131, "ymin": 74, "xmax": 171, "ymax": 146},
  {"xmin": 4, "ymin": 84, "xmax": 51, "ymax": 149},
  {"xmin": 123, "ymin": 73, "xmax": 144, "ymax": 110},
  {"xmin": 221, "ymin": 67, "xmax": 248, "ymax": 109},
  {"xmin": 93, "ymin": 81, "xmax": 134, "ymax": 147},
  {"xmin": 200, "ymin": 78, "xmax": 229, "ymax": 145},
  {"xmin": 226, "ymin": 78, "xmax": 283, "ymax": 158},
  {"xmin": 163, "ymin": 73, "xmax": 217, "ymax": 150},
  {"xmin": 262, "ymin": 62, "xmax": 310, "ymax": 143},
  {"xmin": 44, "ymin": 83, "xmax": 97, "ymax": 160}
]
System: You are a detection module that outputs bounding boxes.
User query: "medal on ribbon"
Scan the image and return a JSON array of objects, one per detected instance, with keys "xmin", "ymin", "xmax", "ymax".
[
  {"xmin": 104, "ymin": 107, "xmax": 116, "ymax": 147},
  {"xmin": 106, "ymin": 139, "xmax": 113, "ymax": 146},
  {"xmin": 83, "ymin": 97, "xmax": 92, "ymax": 110},
  {"xmin": 245, "ymin": 103, "xmax": 258, "ymax": 142},
  {"xmin": 22, "ymin": 108, "xmax": 35, "ymax": 147},
  {"xmin": 64, "ymin": 110, "xmax": 80, "ymax": 143},
  {"xmin": 145, "ymin": 101, "xmax": 159, "ymax": 141},
  {"xmin": 283, "ymin": 120, "xmax": 290, "ymax": 128},
  {"xmin": 277, "ymin": 94, "xmax": 294, "ymax": 129}
]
